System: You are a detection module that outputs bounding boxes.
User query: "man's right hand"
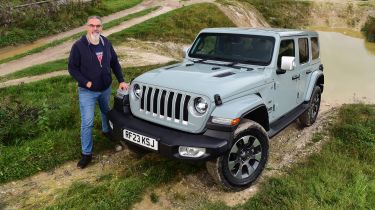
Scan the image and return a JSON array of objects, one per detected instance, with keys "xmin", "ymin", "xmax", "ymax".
[{"xmin": 86, "ymin": 81, "xmax": 92, "ymax": 88}]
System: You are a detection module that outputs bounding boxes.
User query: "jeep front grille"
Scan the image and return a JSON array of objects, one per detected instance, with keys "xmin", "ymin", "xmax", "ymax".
[{"xmin": 139, "ymin": 85, "xmax": 191, "ymax": 124}]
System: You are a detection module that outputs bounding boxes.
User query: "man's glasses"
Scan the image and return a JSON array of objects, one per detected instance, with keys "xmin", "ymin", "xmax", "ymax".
[{"xmin": 88, "ymin": 24, "xmax": 102, "ymax": 28}]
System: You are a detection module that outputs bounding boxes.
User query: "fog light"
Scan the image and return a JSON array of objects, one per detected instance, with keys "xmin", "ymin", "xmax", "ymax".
[
  {"xmin": 109, "ymin": 120, "xmax": 113, "ymax": 130},
  {"xmin": 178, "ymin": 146, "xmax": 206, "ymax": 158}
]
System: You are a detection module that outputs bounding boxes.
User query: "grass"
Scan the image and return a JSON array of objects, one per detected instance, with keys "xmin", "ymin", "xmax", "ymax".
[
  {"xmin": 44, "ymin": 158, "xmax": 202, "ymax": 210},
  {"xmin": 0, "ymin": 62, "xmax": 177, "ymax": 184},
  {"xmin": 203, "ymin": 104, "xmax": 375, "ymax": 209},
  {"xmin": 0, "ymin": 59, "xmax": 68, "ymax": 82},
  {"xmin": 0, "ymin": 3, "xmax": 232, "ymax": 81},
  {"xmin": 108, "ymin": 3, "xmax": 236, "ymax": 45},
  {"xmin": 102, "ymin": 6, "xmax": 160, "ymax": 29},
  {"xmin": 101, "ymin": 0, "xmax": 142, "ymax": 12},
  {"xmin": 0, "ymin": 6, "xmax": 159, "ymax": 65},
  {"xmin": 0, "ymin": 0, "xmax": 143, "ymax": 48}
]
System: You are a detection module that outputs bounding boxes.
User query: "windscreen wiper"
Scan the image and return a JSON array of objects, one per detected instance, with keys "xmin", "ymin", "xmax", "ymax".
[{"xmin": 186, "ymin": 58, "xmax": 206, "ymax": 66}]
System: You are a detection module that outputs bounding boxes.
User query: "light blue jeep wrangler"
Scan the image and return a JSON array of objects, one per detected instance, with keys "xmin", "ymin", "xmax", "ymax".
[{"xmin": 108, "ymin": 28, "xmax": 324, "ymax": 190}]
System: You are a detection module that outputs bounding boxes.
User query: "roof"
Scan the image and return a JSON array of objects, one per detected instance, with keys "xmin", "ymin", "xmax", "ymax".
[{"xmin": 200, "ymin": 27, "xmax": 318, "ymax": 37}]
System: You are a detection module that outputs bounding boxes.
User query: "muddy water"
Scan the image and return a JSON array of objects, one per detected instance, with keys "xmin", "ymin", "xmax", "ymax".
[{"xmin": 319, "ymin": 31, "xmax": 375, "ymax": 106}]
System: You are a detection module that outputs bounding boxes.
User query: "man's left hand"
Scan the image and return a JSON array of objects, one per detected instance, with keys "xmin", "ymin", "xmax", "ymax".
[{"xmin": 119, "ymin": 82, "xmax": 129, "ymax": 90}]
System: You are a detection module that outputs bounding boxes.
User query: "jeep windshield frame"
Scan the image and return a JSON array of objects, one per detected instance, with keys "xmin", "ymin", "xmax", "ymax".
[{"xmin": 188, "ymin": 33, "xmax": 275, "ymax": 66}]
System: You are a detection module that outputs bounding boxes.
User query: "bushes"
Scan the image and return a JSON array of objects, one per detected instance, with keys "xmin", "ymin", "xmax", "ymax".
[
  {"xmin": 362, "ymin": 16, "xmax": 375, "ymax": 42},
  {"xmin": 0, "ymin": 0, "xmax": 142, "ymax": 47},
  {"xmin": 0, "ymin": 98, "xmax": 40, "ymax": 146}
]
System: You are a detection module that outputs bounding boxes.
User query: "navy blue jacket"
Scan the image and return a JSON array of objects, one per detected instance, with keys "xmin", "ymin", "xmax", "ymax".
[{"xmin": 68, "ymin": 35, "xmax": 124, "ymax": 91}]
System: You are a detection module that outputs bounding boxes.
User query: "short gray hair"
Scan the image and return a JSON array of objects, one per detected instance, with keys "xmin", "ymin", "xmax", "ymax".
[{"xmin": 87, "ymin": 16, "xmax": 102, "ymax": 24}]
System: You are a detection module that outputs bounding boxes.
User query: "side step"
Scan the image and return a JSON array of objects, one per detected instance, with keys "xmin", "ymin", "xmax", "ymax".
[{"xmin": 267, "ymin": 103, "xmax": 309, "ymax": 138}]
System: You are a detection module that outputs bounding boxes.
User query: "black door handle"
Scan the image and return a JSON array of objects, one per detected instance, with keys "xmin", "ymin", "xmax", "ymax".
[{"xmin": 292, "ymin": 74, "xmax": 300, "ymax": 80}]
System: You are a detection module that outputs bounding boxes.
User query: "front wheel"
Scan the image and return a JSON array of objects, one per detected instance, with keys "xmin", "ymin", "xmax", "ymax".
[{"xmin": 206, "ymin": 120, "xmax": 269, "ymax": 190}]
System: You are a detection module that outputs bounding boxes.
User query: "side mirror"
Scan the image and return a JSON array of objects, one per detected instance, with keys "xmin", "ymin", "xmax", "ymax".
[
  {"xmin": 281, "ymin": 56, "xmax": 296, "ymax": 71},
  {"xmin": 182, "ymin": 46, "xmax": 190, "ymax": 58}
]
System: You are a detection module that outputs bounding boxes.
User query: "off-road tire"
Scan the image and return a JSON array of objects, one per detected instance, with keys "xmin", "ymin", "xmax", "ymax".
[
  {"xmin": 206, "ymin": 119, "xmax": 269, "ymax": 191},
  {"xmin": 299, "ymin": 86, "xmax": 321, "ymax": 126}
]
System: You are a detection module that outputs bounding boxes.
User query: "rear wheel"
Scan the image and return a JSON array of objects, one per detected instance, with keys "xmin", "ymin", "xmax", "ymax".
[
  {"xmin": 206, "ymin": 120, "xmax": 269, "ymax": 190},
  {"xmin": 299, "ymin": 86, "xmax": 321, "ymax": 126}
]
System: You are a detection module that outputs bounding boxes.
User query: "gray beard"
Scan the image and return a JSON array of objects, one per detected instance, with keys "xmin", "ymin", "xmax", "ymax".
[{"xmin": 90, "ymin": 32, "xmax": 100, "ymax": 43}]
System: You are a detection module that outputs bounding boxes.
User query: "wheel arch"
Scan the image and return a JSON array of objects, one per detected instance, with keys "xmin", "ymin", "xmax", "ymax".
[
  {"xmin": 305, "ymin": 71, "xmax": 324, "ymax": 101},
  {"xmin": 241, "ymin": 105, "xmax": 270, "ymax": 131}
]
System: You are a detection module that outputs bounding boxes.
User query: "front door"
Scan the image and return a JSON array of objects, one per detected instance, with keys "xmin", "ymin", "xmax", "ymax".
[{"xmin": 273, "ymin": 38, "xmax": 299, "ymax": 119}]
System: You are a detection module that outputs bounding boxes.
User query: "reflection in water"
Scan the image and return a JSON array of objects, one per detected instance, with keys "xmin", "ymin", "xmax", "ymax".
[
  {"xmin": 364, "ymin": 39, "xmax": 375, "ymax": 55},
  {"xmin": 319, "ymin": 31, "xmax": 375, "ymax": 106}
]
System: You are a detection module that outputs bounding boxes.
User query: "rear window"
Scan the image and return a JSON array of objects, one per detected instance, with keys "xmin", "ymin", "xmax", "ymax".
[
  {"xmin": 311, "ymin": 37, "xmax": 319, "ymax": 60},
  {"xmin": 298, "ymin": 38, "xmax": 309, "ymax": 64}
]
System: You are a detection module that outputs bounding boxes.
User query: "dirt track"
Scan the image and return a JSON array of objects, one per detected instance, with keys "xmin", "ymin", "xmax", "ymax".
[
  {"xmin": 0, "ymin": 0, "xmax": 267, "ymax": 88},
  {"xmin": 0, "ymin": 0, "xmax": 215, "ymax": 77}
]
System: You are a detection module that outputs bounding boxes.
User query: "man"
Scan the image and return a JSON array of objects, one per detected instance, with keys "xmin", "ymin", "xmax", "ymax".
[{"xmin": 68, "ymin": 16, "xmax": 128, "ymax": 169}]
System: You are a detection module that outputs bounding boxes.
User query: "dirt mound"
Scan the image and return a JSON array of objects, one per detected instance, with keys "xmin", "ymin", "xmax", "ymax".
[{"xmin": 215, "ymin": 0, "xmax": 269, "ymax": 27}]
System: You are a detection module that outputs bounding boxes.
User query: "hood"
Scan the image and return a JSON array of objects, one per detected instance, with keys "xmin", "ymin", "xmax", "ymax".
[{"xmin": 133, "ymin": 62, "xmax": 273, "ymax": 102}]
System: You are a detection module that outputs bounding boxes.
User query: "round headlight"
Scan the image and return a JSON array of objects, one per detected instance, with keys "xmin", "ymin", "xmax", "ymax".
[
  {"xmin": 194, "ymin": 97, "xmax": 208, "ymax": 114},
  {"xmin": 133, "ymin": 84, "xmax": 142, "ymax": 99}
]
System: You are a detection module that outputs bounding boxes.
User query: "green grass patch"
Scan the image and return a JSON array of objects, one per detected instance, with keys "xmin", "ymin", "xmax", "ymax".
[
  {"xmin": 101, "ymin": 0, "xmax": 142, "ymax": 12},
  {"xmin": 0, "ymin": 62, "xmax": 176, "ymax": 184},
  {"xmin": 203, "ymin": 104, "xmax": 375, "ymax": 209},
  {"xmin": 103, "ymin": 6, "xmax": 160, "ymax": 29},
  {"xmin": 108, "ymin": 3, "xmax": 236, "ymax": 45},
  {"xmin": 44, "ymin": 158, "xmax": 202, "ymax": 210},
  {"xmin": 0, "ymin": 59, "xmax": 68, "ymax": 82},
  {"xmin": 0, "ymin": 7, "xmax": 159, "ymax": 65},
  {"xmin": 0, "ymin": 0, "xmax": 142, "ymax": 48}
]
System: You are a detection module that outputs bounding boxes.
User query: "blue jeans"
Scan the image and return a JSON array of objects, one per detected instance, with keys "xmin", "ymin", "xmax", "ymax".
[{"xmin": 78, "ymin": 86, "xmax": 111, "ymax": 155}]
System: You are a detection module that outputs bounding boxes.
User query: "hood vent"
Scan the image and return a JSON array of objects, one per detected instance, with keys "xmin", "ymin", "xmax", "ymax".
[{"xmin": 214, "ymin": 72, "xmax": 235, "ymax": 78}]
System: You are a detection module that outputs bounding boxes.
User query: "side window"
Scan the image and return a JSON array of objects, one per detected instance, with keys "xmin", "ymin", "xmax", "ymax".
[
  {"xmin": 277, "ymin": 39, "xmax": 295, "ymax": 68},
  {"xmin": 311, "ymin": 37, "xmax": 319, "ymax": 60},
  {"xmin": 298, "ymin": 38, "xmax": 309, "ymax": 64}
]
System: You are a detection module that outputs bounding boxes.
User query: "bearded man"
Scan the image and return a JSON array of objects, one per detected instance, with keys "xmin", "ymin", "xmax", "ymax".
[{"xmin": 68, "ymin": 15, "xmax": 128, "ymax": 169}]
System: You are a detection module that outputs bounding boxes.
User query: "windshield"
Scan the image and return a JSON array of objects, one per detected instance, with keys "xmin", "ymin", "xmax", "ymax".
[{"xmin": 189, "ymin": 33, "xmax": 275, "ymax": 66}]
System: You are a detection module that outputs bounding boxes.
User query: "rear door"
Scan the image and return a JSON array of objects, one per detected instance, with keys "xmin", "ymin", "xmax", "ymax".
[{"xmin": 296, "ymin": 37, "xmax": 310, "ymax": 104}]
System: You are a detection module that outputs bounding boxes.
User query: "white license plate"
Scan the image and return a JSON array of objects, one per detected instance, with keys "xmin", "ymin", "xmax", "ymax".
[{"xmin": 123, "ymin": 129, "xmax": 158, "ymax": 151}]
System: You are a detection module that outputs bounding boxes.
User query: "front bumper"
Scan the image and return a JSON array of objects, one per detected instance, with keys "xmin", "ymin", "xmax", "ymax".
[{"xmin": 107, "ymin": 109, "xmax": 231, "ymax": 161}]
